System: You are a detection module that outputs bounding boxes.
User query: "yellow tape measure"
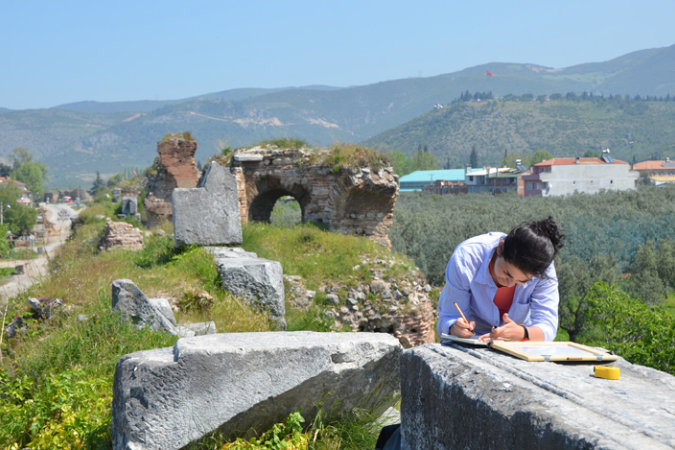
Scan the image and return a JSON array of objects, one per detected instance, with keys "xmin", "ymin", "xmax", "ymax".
[{"xmin": 594, "ymin": 365, "xmax": 620, "ymax": 380}]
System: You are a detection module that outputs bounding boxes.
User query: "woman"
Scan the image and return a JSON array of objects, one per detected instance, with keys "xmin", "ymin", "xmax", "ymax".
[{"xmin": 437, "ymin": 216, "xmax": 564, "ymax": 342}]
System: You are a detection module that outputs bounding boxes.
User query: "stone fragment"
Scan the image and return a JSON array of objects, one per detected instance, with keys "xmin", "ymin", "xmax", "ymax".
[
  {"xmin": 174, "ymin": 321, "xmax": 217, "ymax": 337},
  {"xmin": 111, "ymin": 279, "xmax": 177, "ymax": 333},
  {"xmin": 400, "ymin": 343, "xmax": 675, "ymax": 449},
  {"xmin": 112, "ymin": 332, "xmax": 401, "ymax": 450}
]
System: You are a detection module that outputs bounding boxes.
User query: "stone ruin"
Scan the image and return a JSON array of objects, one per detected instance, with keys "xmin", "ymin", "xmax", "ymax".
[
  {"xmin": 143, "ymin": 137, "xmax": 201, "ymax": 227},
  {"xmin": 232, "ymin": 146, "xmax": 399, "ymax": 249},
  {"xmin": 143, "ymin": 138, "xmax": 399, "ymax": 248},
  {"xmin": 98, "ymin": 219, "xmax": 143, "ymax": 251}
]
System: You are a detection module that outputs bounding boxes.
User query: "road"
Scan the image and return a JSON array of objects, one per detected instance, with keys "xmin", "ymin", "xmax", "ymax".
[{"xmin": 0, "ymin": 204, "xmax": 80, "ymax": 307}]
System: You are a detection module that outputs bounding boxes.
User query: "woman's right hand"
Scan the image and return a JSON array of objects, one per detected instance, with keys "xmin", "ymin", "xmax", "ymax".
[{"xmin": 450, "ymin": 318, "xmax": 475, "ymax": 338}]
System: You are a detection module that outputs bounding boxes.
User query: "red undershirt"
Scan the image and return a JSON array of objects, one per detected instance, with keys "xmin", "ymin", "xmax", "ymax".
[{"xmin": 489, "ymin": 259, "xmax": 516, "ymax": 320}]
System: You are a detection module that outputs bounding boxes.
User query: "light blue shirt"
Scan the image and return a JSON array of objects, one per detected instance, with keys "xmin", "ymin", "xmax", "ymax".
[{"xmin": 437, "ymin": 232, "xmax": 559, "ymax": 341}]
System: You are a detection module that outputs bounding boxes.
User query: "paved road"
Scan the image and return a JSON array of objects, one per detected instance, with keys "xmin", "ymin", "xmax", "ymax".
[{"xmin": 0, "ymin": 204, "xmax": 80, "ymax": 307}]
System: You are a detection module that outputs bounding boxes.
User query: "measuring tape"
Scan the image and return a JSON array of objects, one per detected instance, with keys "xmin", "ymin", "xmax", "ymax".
[{"xmin": 594, "ymin": 365, "xmax": 620, "ymax": 380}]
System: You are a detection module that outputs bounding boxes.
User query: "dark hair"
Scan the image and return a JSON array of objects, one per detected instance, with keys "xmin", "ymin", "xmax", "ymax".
[{"xmin": 501, "ymin": 216, "xmax": 564, "ymax": 276}]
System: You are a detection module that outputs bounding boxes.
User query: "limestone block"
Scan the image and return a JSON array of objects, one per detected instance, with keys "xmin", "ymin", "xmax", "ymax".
[
  {"xmin": 172, "ymin": 162, "xmax": 242, "ymax": 247},
  {"xmin": 216, "ymin": 256, "xmax": 286, "ymax": 329},
  {"xmin": 400, "ymin": 343, "xmax": 675, "ymax": 449},
  {"xmin": 111, "ymin": 279, "xmax": 177, "ymax": 333},
  {"xmin": 112, "ymin": 331, "xmax": 401, "ymax": 450}
]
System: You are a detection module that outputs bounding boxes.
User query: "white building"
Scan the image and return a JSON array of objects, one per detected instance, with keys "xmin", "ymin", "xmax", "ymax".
[{"xmin": 520, "ymin": 150, "xmax": 638, "ymax": 197}]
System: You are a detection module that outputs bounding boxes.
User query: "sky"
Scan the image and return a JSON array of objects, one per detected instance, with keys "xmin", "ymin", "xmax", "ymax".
[{"xmin": 2, "ymin": 0, "xmax": 674, "ymax": 110}]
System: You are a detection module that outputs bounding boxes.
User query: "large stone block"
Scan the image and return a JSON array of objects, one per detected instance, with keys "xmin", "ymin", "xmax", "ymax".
[
  {"xmin": 400, "ymin": 343, "xmax": 675, "ymax": 449},
  {"xmin": 112, "ymin": 331, "xmax": 401, "ymax": 450},
  {"xmin": 172, "ymin": 162, "xmax": 242, "ymax": 247},
  {"xmin": 216, "ymin": 256, "xmax": 286, "ymax": 329}
]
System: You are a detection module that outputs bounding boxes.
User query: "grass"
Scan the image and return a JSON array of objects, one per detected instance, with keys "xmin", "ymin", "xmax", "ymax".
[{"xmin": 0, "ymin": 204, "xmax": 397, "ymax": 448}]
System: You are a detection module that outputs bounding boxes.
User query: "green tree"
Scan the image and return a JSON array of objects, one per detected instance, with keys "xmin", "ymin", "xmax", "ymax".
[
  {"xmin": 89, "ymin": 171, "xmax": 106, "ymax": 197},
  {"xmin": 414, "ymin": 147, "xmax": 439, "ymax": 171},
  {"xmin": 528, "ymin": 150, "xmax": 553, "ymax": 166},
  {"xmin": 656, "ymin": 239, "xmax": 675, "ymax": 290},
  {"xmin": 469, "ymin": 146, "xmax": 478, "ymax": 168},
  {"xmin": 10, "ymin": 148, "xmax": 48, "ymax": 201},
  {"xmin": 629, "ymin": 241, "xmax": 667, "ymax": 305}
]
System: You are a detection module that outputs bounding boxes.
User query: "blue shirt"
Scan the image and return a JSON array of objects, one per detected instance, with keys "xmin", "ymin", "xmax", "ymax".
[{"xmin": 436, "ymin": 232, "xmax": 559, "ymax": 341}]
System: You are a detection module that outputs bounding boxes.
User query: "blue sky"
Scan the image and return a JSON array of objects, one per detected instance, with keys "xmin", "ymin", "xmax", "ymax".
[{"xmin": 2, "ymin": 0, "xmax": 674, "ymax": 110}]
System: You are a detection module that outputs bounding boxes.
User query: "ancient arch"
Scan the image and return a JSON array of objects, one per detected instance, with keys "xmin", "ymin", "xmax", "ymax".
[{"xmin": 232, "ymin": 147, "xmax": 399, "ymax": 248}]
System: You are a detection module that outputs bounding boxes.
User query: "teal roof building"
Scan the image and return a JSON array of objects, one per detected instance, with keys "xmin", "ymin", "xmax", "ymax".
[{"xmin": 399, "ymin": 169, "xmax": 466, "ymax": 192}]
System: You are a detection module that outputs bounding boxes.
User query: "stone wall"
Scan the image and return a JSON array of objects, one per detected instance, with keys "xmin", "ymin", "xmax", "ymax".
[
  {"xmin": 232, "ymin": 147, "xmax": 399, "ymax": 249},
  {"xmin": 144, "ymin": 137, "xmax": 200, "ymax": 227}
]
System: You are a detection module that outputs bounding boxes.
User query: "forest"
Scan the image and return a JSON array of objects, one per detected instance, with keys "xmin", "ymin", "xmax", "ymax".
[{"xmin": 389, "ymin": 185, "xmax": 674, "ymax": 372}]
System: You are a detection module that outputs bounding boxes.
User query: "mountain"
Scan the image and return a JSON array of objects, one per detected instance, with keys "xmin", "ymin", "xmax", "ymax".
[
  {"xmin": 365, "ymin": 96, "xmax": 675, "ymax": 167},
  {"xmin": 1, "ymin": 44, "xmax": 674, "ymax": 187}
]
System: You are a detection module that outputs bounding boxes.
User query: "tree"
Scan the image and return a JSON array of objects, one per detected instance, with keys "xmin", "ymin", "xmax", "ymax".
[
  {"xmin": 469, "ymin": 146, "xmax": 478, "ymax": 168},
  {"xmin": 0, "ymin": 182, "xmax": 37, "ymax": 235},
  {"xmin": 529, "ymin": 150, "xmax": 553, "ymax": 165},
  {"xmin": 414, "ymin": 147, "xmax": 439, "ymax": 171},
  {"xmin": 629, "ymin": 241, "xmax": 667, "ymax": 304},
  {"xmin": 10, "ymin": 148, "xmax": 48, "ymax": 201},
  {"xmin": 90, "ymin": 171, "xmax": 106, "ymax": 196}
]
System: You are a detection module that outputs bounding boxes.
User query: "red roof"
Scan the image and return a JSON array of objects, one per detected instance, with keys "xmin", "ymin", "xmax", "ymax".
[
  {"xmin": 633, "ymin": 160, "xmax": 673, "ymax": 170},
  {"xmin": 534, "ymin": 157, "xmax": 628, "ymax": 166}
]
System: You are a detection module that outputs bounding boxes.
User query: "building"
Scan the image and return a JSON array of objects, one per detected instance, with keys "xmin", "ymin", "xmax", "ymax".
[
  {"xmin": 464, "ymin": 166, "xmax": 521, "ymax": 194},
  {"xmin": 632, "ymin": 158, "xmax": 675, "ymax": 185},
  {"xmin": 519, "ymin": 150, "xmax": 638, "ymax": 197},
  {"xmin": 399, "ymin": 169, "xmax": 465, "ymax": 192}
]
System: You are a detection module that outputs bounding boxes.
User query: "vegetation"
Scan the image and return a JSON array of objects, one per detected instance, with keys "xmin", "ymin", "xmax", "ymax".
[
  {"xmin": 256, "ymin": 138, "xmax": 309, "ymax": 149},
  {"xmin": 390, "ymin": 185, "xmax": 675, "ymax": 372},
  {"xmin": 161, "ymin": 131, "xmax": 195, "ymax": 142}
]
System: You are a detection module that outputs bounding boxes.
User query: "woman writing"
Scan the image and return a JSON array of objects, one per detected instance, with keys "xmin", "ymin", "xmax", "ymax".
[{"xmin": 437, "ymin": 216, "xmax": 564, "ymax": 342}]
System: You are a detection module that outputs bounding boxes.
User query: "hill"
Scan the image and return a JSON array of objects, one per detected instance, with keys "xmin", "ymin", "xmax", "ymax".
[
  {"xmin": 366, "ymin": 96, "xmax": 675, "ymax": 166},
  {"xmin": 0, "ymin": 44, "xmax": 674, "ymax": 186}
]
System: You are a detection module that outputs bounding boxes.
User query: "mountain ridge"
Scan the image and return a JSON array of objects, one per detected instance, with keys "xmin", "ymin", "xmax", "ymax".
[{"xmin": 1, "ymin": 44, "xmax": 673, "ymax": 187}]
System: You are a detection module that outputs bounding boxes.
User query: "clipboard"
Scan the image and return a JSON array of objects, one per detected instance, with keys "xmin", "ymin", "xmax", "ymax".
[
  {"xmin": 441, "ymin": 333, "xmax": 489, "ymax": 347},
  {"xmin": 488, "ymin": 341, "xmax": 618, "ymax": 362}
]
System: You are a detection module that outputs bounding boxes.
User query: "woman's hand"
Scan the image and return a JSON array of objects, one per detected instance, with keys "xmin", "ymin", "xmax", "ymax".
[
  {"xmin": 482, "ymin": 313, "xmax": 526, "ymax": 341},
  {"xmin": 450, "ymin": 317, "xmax": 476, "ymax": 338}
]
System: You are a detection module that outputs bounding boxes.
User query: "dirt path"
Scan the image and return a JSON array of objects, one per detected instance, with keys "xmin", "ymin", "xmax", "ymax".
[{"xmin": 0, "ymin": 204, "xmax": 80, "ymax": 307}]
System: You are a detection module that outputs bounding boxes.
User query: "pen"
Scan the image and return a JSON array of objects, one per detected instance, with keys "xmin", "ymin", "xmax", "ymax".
[{"xmin": 453, "ymin": 302, "xmax": 473, "ymax": 330}]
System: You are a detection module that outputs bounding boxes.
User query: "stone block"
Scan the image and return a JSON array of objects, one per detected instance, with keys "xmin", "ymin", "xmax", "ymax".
[
  {"xmin": 216, "ymin": 256, "xmax": 286, "ymax": 329},
  {"xmin": 175, "ymin": 321, "xmax": 217, "ymax": 337},
  {"xmin": 400, "ymin": 343, "xmax": 675, "ymax": 449},
  {"xmin": 112, "ymin": 331, "xmax": 401, "ymax": 450},
  {"xmin": 172, "ymin": 162, "xmax": 242, "ymax": 247}
]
